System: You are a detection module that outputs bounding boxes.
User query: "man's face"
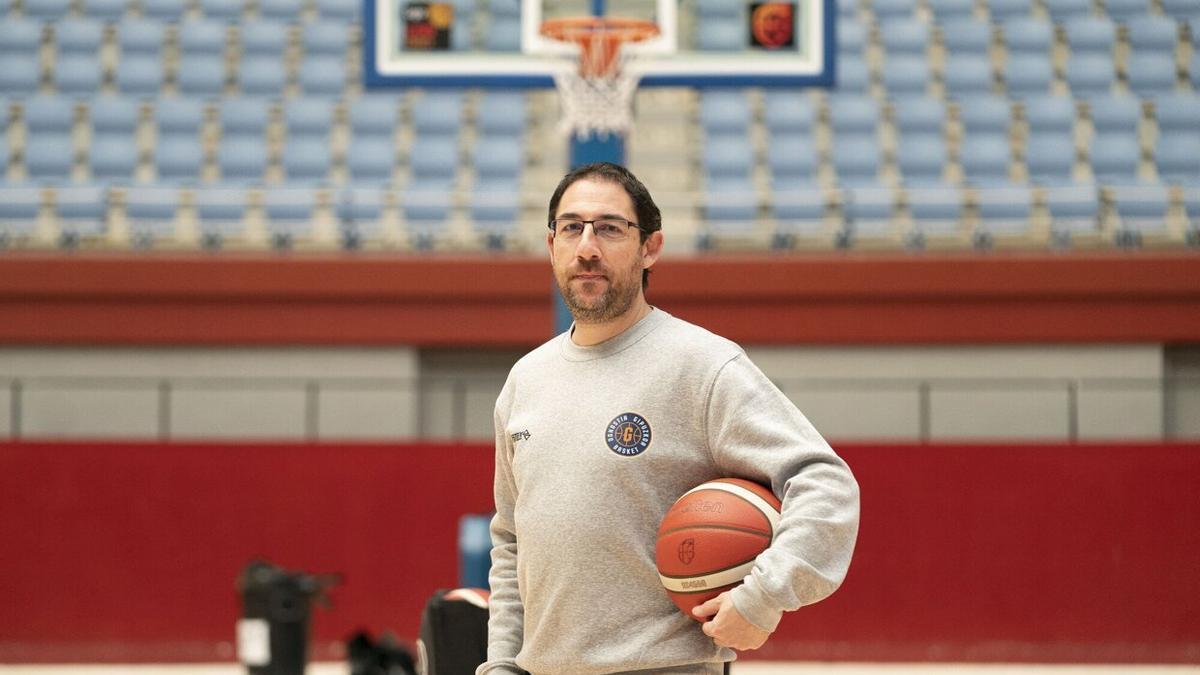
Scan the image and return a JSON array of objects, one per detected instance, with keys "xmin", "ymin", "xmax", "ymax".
[{"xmin": 547, "ymin": 178, "xmax": 660, "ymax": 324}]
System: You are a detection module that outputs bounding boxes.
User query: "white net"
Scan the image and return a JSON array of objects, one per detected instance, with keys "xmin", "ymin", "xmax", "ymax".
[{"xmin": 552, "ymin": 61, "xmax": 643, "ymax": 140}]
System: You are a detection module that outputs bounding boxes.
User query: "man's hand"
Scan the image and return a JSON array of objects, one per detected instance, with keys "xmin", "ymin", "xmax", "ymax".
[{"xmin": 691, "ymin": 591, "xmax": 770, "ymax": 651}]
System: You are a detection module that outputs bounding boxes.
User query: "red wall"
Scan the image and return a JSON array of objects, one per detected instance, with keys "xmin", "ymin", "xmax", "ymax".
[{"xmin": 1, "ymin": 441, "xmax": 1198, "ymax": 664}]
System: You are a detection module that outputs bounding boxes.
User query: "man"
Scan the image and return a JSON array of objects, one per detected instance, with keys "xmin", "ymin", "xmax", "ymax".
[{"xmin": 480, "ymin": 163, "xmax": 859, "ymax": 675}]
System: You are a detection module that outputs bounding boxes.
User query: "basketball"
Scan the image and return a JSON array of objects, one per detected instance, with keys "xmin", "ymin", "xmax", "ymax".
[{"xmin": 655, "ymin": 478, "xmax": 782, "ymax": 620}]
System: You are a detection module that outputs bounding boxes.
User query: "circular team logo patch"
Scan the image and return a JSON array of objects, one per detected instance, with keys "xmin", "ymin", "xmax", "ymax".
[{"xmin": 606, "ymin": 412, "xmax": 652, "ymax": 457}]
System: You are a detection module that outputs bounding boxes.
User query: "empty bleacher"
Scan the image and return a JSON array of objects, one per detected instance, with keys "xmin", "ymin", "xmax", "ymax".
[{"xmin": 0, "ymin": 0, "xmax": 1197, "ymax": 252}]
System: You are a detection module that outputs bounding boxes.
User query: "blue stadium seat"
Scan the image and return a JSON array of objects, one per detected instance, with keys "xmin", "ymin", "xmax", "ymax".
[
  {"xmin": 766, "ymin": 135, "xmax": 819, "ymax": 188},
  {"xmin": 55, "ymin": 56, "xmax": 102, "ymax": 97},
  {"xmin": 303, "ymin": 21, "xmax": 350, "ymax": 57},
  {"xmin": 959, "ymin": 133, "xmax": 1013, "ymax": 184},
  {"xmin": 1160, "ymin": 0, "xmax": 1197, "ymax": 20},
  {"xmin": 258, "ymin": 0, "xmax": 301, "ymax": 22},
  {"xmin": 880, "ymin": 192, "xmax": 945, "ymax": 245},
  {"xmin": 844, "ymin": 184, "xmax": 898, "ymax": 242},
  {"xmin": 882, "ymin": 56, "xmax": 931, "ymax": 97},
  {"xmin": 408, "ymin": 136, "xmax": 460, "ymax": 188},
  {"xmin": 828, "ymin": 93, "xmax": 879, "ymax": 136},
  {"xmin": 873, "ymin": 0, "xmax": 918, "ymax": 20},
  {"xmin": 1111, "ymin": 182, "xmax": 1170, "ymax": 245},
  {"xmin": 1088, "ymin": 92, "xmax": 1140, "ymax": 135},
  {"xmin": 1065, "ymin": 16, "xmax": 1117, "ymax": 55},
  {"xmin": 703, "ymin": 136, "xmax": 755, "ymax": 180},
  {"xmin": 1002, "ymin": 16, "xmax": 1054, "ymax": 54},
  {"xmin": 838, "ymin": 17, "xmax": 866, "ymax": 56},
  {"xmin": 298, "ymin": 55, "xmax": 346, "ymax": 96},
  {"xmin": 696, "ymin": 18, "xmax": 739, "ymax": 50},
  {"xmin": 115, "ymin": 56, "xmax": 163, "ymax": 97},
  {"xmin": 219, "ymin": 97, "xmax": 270, "ymax": 139},
  {"xmin": 217, "ymin": 137, "xmax": 268, "ymax": 183},
  {"xmin": 315, "ymin": 0, "xmax": 360, "ymax": 23},
  {"xmin": 832, "ymin": 134, "xmax": 882, "ymax": 186},
  {"xmin": 240, "ymin": 21, "xmax": 289, "ymax": 57},
  {"xmin": 1045, "ymin": 182, "xmax": 1101, "ymax": 244},
  {"xmin": 193, "ymin": 185, "xmax": 248, "ymax": 247},
  {"xmin": 942, "ymin": 55, "xmax": 993, "ymax": 98},
  {"xmin": 989, "ymin": 0, "xmax": 1034, "ymax": 20},
  {"xmin": 412, "ymin": 91, "xmax": 464, "ymax": 136},
  {"xmin": 124, "ymin": 185, "xmax": 180, "ymax": 246},
  {"xmin": 1126, "ymin": 53, "xmax": 1177, "ymax": 96},
  {"xmin": 476, "ymin": 91, "xmax": 527, "ymax": 135},
  {"xmin": 763, "ymin": 91, "xmax": 817, "ymax": 134},
  {"xmin": 771, "ymin": 188, "xmax": 827, "ymax": 247},
  {"xmin": 1005, "ymin": 53, "xmax": 1054, "ymax": 98},
  {"xmin": 56, "ymin": 18, "xmax": 105, "ymax": 56},
  {"xmin": 1023, "ymin": 94, "xmax": 1076, "ymax": 136},
  {"xmin": 974, "ymin": 183, "xmax": 1034, "ymax": 245},
  {"xmin": 897, "ymin": 133, "xmax": 948, "ymax": 185},
  {"xmin": 940, "ymin": 18, "xmax": 992, "ymax": 58},
  {"xmin": 90, "ymin": 136, "xmax": 138, "ymax": 183},
  {"xmin": 928, "ymin": 0, "xmax": 975, "ymax": 22},
  {"xmin": 54, "ymin": 184, "xmax": 108, "ymax": 246},
  {"xmin": 0, "ymin": 54, "xmax": 41, "ymax": 97},
  {"xmin": 1103, "ymin": 0, "xmax": 1152, "ymax": 21},
  {"xmin": 1185, "ymin": 188, "xmax": 1200, "ymax": 243},
  {"xmin": 700, "ymin": 179, "xmax": 758, "ymax": 243},
  {"xmin": 336, "ymin": 186, "xmax": 386, "ymax": 248},
  {"xmin": 24, "ymin": 0, "xmax": 71, "ymax": 20},
  {"xmin": 1126, "ymin": 15, "xmax": 1180, "ymax": 57},
  {"xmin": 469, "ymin": 189, "xmax": 520, "ymax": 249},
  {"xmin": 489, "ymin": 0, "xmax": 521, "ymax": 19},
  {"xmin": 156, "ymin": 96, "xmax": 205, "ymax": 138},
  {"xmin": 958, "ymin": 94, "xmax": 1012, "ymax": 136},
  {"xmin": 1045, "ymin": 0, "xmax": 1093, "ymax": 22},
  {"xmin": 835, "ymin": 54, "xmax": 871, "ymax": 92},
  {"xmin": 285, "ymin": 98, "xmax": 334, "ymax": 140},
  {"xmin": 473, "ymin": 136, "xmax": 524, "ymax": 186},
  {"xmin": 892, "ymin": 95, "xmax": 946, "ymax": 136},
  {"xmin": 1066, "ymin": 53, "xmax": 1116, "ymax": 95},
  {"xmin": 1154, "ymin": 131, "xmax": 1200, "ymax": 183},
  {"xmin": 118, "ymin": 18, "xmax": 165, "ymax": 58},
  {"xmin": 154, "ymin": 137, "xmax": 203, "ymax": 182},
  {"xmin": 262, "ymin": 187, "xmax": 316, "ymax": 248},
  {"xmin": 82, "ymin": 0, "xmax": 127, "ymax": 21},
  {"xmin": 199, "ymin": 0, "xmax": 242, "ymax": 22},
  {"xmin": 1025, "ymin": 132, "xmax": 1078, "ymax": 184},
  {"xmin": 237, "ymin": 55, "xmax": 286, "ymax": 98},
  {"xmin": 486, "ymin": 17, "xmax": 523, "ymax": 52},
  {"xmin": 0, "ymin": 183, "xmax": 42, "ymax": 246},
  {"xmin": 178, "ymin": 19, "xmax": 227, "ymax": 56},
  {"xmin": 0, "ymin": 19, "xmax": 42, "ymax": 55},
  {"xmin": 1192, "ymin": 52, "xmax": 1200, "ymax": 89},
  {"xmin": 175, "ymin": 54, "xmax": 226, "ymax": 98},
  {"xmin": 350, "ymin": 96, "xmax": 399, "ymax": 139},
  {"xmin": 699, "ymin": 90, "xmax": 753, "ymax": 135},
  {"xmin": 141, "ymin": 0, "xmax": 187, "ymax": 21},
  {"xmin": 1154, "ymin": 92, "xmax": 1200, "ymax": 135},
  {"xmin": 1089, "ymin": 134, "xmax": 1142, "ymax": 182},
  {"xmin": 880, "ymin": 18, "xmax": 929, "ymax": 55},
  {"xmin": 346, "ymin": 137, "xmax": 395, "ymax": 184},
  {"xmin": 403, "ymin": 184, "xmax": 454, "ymax": 240},
  {"xmin": 281, "ymin": 138, "xmax": 331, "ymax": 184}
]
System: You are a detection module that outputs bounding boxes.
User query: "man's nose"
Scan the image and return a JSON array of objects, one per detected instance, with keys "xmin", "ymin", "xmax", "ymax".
[{"xmin": 574, "ymin": 224, "xmax": 602, "ymax": 258}]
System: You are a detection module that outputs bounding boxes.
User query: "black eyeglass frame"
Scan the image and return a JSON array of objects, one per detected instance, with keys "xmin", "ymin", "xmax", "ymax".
[{"xmin": 547, "ymin": 218, "xmax": 643, "ymax": 238}]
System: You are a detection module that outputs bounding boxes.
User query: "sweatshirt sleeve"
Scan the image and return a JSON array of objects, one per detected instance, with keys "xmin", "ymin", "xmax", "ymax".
[
  {"xmin": 704, "ymin": 353, "xmax": 861, "ymax": 633},
  {"xmin": 477, "ymin": 386, "xmax": 525, "ymax": 675}
]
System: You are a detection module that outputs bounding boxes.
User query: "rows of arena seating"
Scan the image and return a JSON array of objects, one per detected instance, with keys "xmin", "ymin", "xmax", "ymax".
[{"xmin": 0, "ymin": 0, "xmax": 1198, "ymax": 251}]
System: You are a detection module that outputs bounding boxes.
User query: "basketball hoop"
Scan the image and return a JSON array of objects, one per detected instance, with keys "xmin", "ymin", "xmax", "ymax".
[{"xmin": 539, "ymin": 17, "xmax": 660, "ymax": 140}]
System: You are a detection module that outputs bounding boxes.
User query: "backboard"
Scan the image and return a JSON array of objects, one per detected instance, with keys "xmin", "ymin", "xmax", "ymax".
[{"xmin": 363, "ymin": 0, "xmax": 836, "ymax": 88}]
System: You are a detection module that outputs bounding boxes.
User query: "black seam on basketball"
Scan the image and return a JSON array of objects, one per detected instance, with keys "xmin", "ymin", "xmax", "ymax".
[{"xmin": 657, "ymin": 522, "xmax": 773, "ymax": 539}]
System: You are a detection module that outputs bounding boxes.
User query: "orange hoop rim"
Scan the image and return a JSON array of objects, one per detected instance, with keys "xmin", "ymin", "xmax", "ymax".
[{"xmin": 539, "ymin": 16, "xmax": 661, "ymax": 44}]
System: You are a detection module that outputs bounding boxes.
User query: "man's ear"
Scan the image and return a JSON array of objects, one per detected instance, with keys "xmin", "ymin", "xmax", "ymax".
[{"xmin": 642, "ymin": 231, "xmax": 664, "ymax": 270}]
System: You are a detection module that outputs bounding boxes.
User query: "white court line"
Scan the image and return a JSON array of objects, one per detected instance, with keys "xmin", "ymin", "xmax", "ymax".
[{"xmin": 0, "ymin": 664, "xmax": 1196, "ymax": 674}]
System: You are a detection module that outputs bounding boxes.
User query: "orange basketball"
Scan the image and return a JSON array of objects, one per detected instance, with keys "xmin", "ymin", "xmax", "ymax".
[{"xmin": 655, "ymin": 478, "xmax": 782, "ymax": 620}]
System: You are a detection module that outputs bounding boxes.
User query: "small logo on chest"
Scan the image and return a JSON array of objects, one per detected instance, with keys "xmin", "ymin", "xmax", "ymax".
[
  {"xmin": 605, "ymin": 412, "xmax": 652, "ymax": 457},
  {"xmin": 510, "ymin": 430, "xmax": 530, "ymax": 443}
]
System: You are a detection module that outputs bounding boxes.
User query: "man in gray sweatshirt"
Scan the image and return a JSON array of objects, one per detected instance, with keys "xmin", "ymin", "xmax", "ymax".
[{"xmin": 480, "ymin": 163, "xmax": 860, "ymax": 675}]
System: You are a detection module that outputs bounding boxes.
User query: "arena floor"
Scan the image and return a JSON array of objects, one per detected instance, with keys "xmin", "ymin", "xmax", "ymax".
[{"xmin": 0, "ymin": 664, "xmax": 1195, "ymax": 674}]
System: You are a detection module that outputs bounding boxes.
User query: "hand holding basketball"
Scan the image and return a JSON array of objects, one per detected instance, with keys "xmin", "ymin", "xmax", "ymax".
[{"xmin": 692, "ymin": 591, "xmax": 770, "ymax": 651}]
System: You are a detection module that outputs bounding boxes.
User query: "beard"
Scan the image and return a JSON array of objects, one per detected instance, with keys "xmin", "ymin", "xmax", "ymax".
[{"xmin": 556, "ymin": 254, "xmax": 643, "ymax": 324}]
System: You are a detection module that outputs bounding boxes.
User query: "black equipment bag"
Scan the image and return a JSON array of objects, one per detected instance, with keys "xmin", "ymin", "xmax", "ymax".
[{"xmin": 417, "ymin": 588, "xmax": 493, "ymax": 675}]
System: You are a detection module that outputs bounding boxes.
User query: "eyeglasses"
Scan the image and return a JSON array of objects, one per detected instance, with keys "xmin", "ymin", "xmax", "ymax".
[{"xmin": 549, "ymin": 218, "xmax": 641, "ymax": 242}]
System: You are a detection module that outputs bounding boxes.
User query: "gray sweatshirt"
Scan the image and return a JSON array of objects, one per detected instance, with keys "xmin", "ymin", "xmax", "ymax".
[{"xmin": 480, "ymin": 309, "xmax": 860, "ymax": 675}]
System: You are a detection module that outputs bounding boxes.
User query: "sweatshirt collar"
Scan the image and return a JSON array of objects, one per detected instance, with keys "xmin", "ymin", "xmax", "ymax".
[{"xmin": 559, "ymin": 307, "xmax": 668, "ymax": 362}]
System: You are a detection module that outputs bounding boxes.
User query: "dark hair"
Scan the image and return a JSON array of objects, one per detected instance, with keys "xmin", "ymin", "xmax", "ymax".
[{"xmin": 547, "ymin": 162, "xmax": 662, "ymax": 289}]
